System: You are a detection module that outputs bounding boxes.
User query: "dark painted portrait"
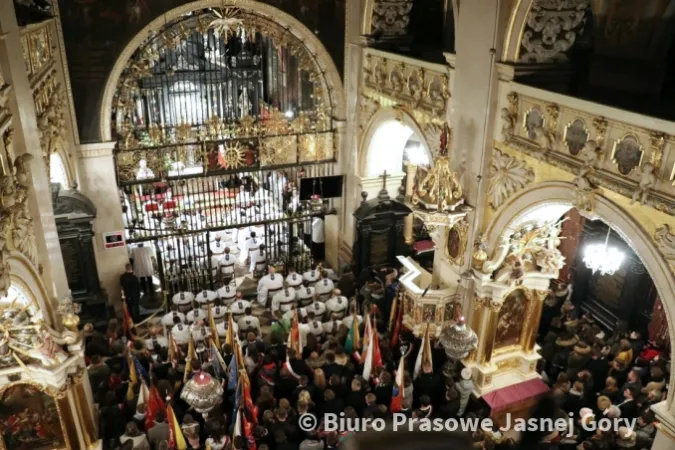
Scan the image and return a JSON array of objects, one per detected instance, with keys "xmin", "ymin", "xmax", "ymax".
[{"xmin": 495, "ymin": 288, "xmax": 528, "ymax": 349}]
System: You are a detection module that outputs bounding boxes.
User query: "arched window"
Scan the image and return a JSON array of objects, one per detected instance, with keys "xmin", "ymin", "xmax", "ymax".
[{"xmin": 50, "ymin": 152, "xmax": 69, "ymax": 187}]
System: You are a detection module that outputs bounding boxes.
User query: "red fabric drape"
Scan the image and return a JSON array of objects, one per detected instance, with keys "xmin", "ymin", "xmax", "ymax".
[{"xmin": 649, "ymin": 296, "xmax": 670, "ymax": 351}]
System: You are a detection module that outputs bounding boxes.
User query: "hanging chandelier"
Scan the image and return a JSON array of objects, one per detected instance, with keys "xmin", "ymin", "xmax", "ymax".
[{"xmin": 583, "ymin": 226, "xmax": 625, "ymax": 276}]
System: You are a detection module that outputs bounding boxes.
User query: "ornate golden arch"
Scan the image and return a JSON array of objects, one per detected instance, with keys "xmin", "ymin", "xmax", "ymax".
[
  {"xmin": 99, "ymin": 0, "xmax": 345, "ymax": 141},
  {"xmin": 483, "ymin": 180, "xmax": 675, "ymax": 410}
]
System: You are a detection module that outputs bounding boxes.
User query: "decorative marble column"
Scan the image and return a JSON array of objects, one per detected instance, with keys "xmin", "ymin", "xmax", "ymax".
[
  {"xmin": 403, "ymin": 162, "xmax": 417, "ymax": 244},
  {"xmin": 0, "ymin": 1, "xmax": 69, "ymax": 306},
  {"xmin": 78, "ymin": 142, "xmax": 129, "ymax": 310},
  {"xmin": 651, "ymin": 401, "xmax": 675, "ymax": 450}
]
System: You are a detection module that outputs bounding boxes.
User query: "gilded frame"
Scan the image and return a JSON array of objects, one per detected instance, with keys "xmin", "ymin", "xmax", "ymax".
[
  {"xmin": 610, "ymin": 133, "xmax": 645, "ymax": 176},
  {"xmin": 0, "ymin": 381, "xmax": 71, "ymax": 450},
  {"xmin": 445, "ymin": 219, "xmax": 468, "ymax": 266},
  {"xmin": 562, "ymin": 118, "xmax": 589, "ymax": 156},
  {"xmin": 492, "ymin": 286, "xmax": 533, "ymax": 356}
]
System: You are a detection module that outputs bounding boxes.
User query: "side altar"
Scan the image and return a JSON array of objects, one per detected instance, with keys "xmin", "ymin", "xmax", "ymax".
[{"xmin": 464, "ymin": 219, "xmax": 565, "ymax": 395}]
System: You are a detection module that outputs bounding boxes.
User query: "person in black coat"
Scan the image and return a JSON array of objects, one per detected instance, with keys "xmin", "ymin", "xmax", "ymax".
[
  {"xmin": 345, "ymin": 378, "xmax": 366, "ymax": 415},
  {"xmin": 374, "ymin": 372, "xmax": 393, "ymax": 407},
  {"xmin": 287, "ymin": 349, "xmax": 313, "ymax": 379},
  {"xmin": 275, "ymin": 367, "xmax": 299, "ymax": 402},
  {"xmin": 99, "ymin": 391, "xmax": 126, "ymax": 448},
  {"xmin": 319, "ymin": 389, "xmax": 345, "ymax": 417},
  {"xmin": 322, "ymin": 351, "xmax": 344, "ymax": 380},
  {"xmin": 120, "ymin": 263, "xmax": 141, "ymax": 322},
  {"xmin": 618, "ymin": 387, "xmax": 639, "ymax": 420},
  {"xmin": 437, "ymin": 387, "xmax": 461, "ymax": 419},
  {"xmin": 586, "ymin": 349, "xmax": 609, "ymax": 394},
  {"xmin": 414, "ymin": 368, "xmax": 442, "ymax": 409}
]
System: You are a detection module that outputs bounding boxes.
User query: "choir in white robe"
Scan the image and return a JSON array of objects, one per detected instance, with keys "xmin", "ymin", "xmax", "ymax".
[
  {"xmin": 161, "ymin": 310, "xmax": 186, "ymax": 327},
  {"xmin": 314, "ymin": 278, "xmax": 335, "ymax": 301},
  {"xmin": 237, "ymin": 315, "xmax": 261, "ymax": 334},
  {"xmin": 296, "ymin": 286, "xmax": 315, "ymax": 307},
  {"xmin": 286, "ymin": 272, "xmax": 303, "ymax": 290},
  {"xmin": 326, "ymin": 295, "xmax": 348, "ymax": 319}
]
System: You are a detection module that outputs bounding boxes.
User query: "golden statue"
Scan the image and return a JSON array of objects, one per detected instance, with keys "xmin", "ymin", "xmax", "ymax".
[{"xmin": 412, "ymin": 123, "xmax": 463, "ymax": 211}]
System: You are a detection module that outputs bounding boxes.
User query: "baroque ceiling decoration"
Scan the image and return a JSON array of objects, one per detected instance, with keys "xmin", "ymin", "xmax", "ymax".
[
  {"xmin": 498, "ymin": 90, "xmax": 675, "ymax": 216},
  {"xmin": 519, "ymin": 0, "xmax": 591, "ymax": 63}
]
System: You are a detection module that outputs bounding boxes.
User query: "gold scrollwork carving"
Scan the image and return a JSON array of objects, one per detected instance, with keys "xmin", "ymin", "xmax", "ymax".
[{"xmin": 496, "ymin": 358, "xmax": 520, "ymax": 371}]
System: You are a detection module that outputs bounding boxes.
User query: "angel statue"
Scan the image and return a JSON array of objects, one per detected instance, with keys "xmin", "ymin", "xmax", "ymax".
[
  {"xmin": 630, "ymin": 162, "xmax": 655, "ymax": 206},
  {"xmin": 11, "ymin": 200, "xmax": 38, "ymax": 267}
]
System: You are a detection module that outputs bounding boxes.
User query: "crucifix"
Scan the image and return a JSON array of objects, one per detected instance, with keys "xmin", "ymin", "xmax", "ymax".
[{"xmin": 379, "ymin": 170, "xmax": 388, "ymax": 191}]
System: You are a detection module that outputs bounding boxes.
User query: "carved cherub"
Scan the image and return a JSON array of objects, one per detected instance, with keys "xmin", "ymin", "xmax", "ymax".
[
  {"xmin": 500, "ymin": 107, "xmax": 515, "ymax": 141},
  {"xmin": 577, "ymin": 141, "xmax": 600, "ymax": 180},
  {"xmin": 630, "ymin": 162, "xmax": 655, "ymax": 206},
  {"xmin": 573, "ymin": 175, "xmax": 596, "ymax": 212},
  {"xmin": 13, "ymin": 154, "xmax": 34, "ymax": 188},
  {"xmin": 0, "ymin": 176, "xmax": 16, "ymax": 208}
]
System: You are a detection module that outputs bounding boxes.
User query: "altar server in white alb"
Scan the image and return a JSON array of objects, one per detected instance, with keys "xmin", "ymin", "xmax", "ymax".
[
  {"xmin": 246, "ymin": 231, "xmax": 263, "ymax": 273},
  {"xmin": 161, "ymin": 306, "xmax": 186, "ymax": 327},
  {"xmin": 216, "ymin": 317, "xmax": 239, "ymax": 338},
  {"xmin": 296, "ymin": 280, "xmax": 315, "ymax": 307},
  {"xmin": 195, "ymin": 289, "xmax": 218, "ymax": 308},
  {"xmin": 211, "ymin": 299, "xmax": 228, "ymax": 321},
  {"xmin": 171, "ymin": 318, "xmax": 191, "ymax": 345},
  {"xmin": 251, "ymin": 243, "xmax": 268, "ymax": 275},
  {"xmin": 272, "ymin": 282, "xmax": 297, "ymax": 314},
  {"xmin": 306, "ymin": 311, "xmax": 324, "ymax": 337},
  {"xmin": 217, "ymin": 279, "xmax": 237, "ymax": 305},
  {"xmin": 302, "ymin": 266, "xmax": 321, "ymax": 286},
  {"xmin": 257, "ymin": 267, "xmax": 284, "ymax": 305},
  {"xmin": 230, "ymin": 295, "xmax": 251, "ymax": 320},
  {"xmin": 285, "ymin": 266, "xmax": 303, "ymax": 290},
  {"xmin": 218, "ymin": 248, "xmax": 236, "ymax": 278},
  {"xmin": 326, "ymin": 289, "xmax": 348, "ymax": 319},
  {"xmin": 186, "ymin": 302, "xmax": 207, "ymax": 323},
  {"xmin": 237, "ymin": 307, "xmax": 261, "ymax": 335},
  {"xmin": 314, "ymin": 270, "xmax": 334, "ymax": 301},
  {"xmin": 307, "ymin": 294, "xmax": 327, "ymax": 321},
  {"xmin": 172, "ymin": 291, "xmax": 195, "ymax": 312}
]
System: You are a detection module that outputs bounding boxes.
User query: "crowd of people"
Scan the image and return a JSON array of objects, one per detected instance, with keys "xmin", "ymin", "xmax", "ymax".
[
  {"xmin": 98, "ymin": 267, "xmax": 671, "ymax": 450},
  {"xmin": 534, "ymin": 282, "xmax": 670, "ymax": 450}
]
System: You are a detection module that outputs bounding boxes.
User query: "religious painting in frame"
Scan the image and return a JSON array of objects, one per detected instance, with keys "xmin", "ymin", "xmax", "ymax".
[
  {"xmin": 445, "ymin": 219, "xmax": 468, "ymax": 266},
  {"xmin": 0, "ymin": 384, "xmax": 65, "ymax": 450},
  {"xmin": 523, "ymin": 107, "xmax": 544, "ymax": 140},
  {"xmin": 494, "ymin": 288, "xmax": 530, "ymax": 351},
  {"xmin": 611, "ymin": 134, "xmax": 643, "ymax": 175},
  {"xmin": 422, "ymin": 304, "xmax": 436, "ymax": 323},
  {"xmin": 563, "ymin": 119, "xmax": 589, "ymax": 156}
]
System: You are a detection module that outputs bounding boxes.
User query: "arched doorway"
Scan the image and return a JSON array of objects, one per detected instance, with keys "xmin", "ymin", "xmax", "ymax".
[{"xmin": 484, "ymin": 181, "xmax": 675, "ymax": 409}]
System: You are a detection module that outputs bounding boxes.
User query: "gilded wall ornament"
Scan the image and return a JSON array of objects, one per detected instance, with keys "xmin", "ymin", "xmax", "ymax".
[
  {"xmin": 649, "ymin": 132, "xmax": 666, "ymax": 172},
  {"xmin": 423, "ymin": 123, "xmax": 443, "ymax": 156},
  {"xmin": 519, "ymin": 0, "xmax": 590, "ymax": 63},
  {"xmin": 487, "ymin": 149, "xmax": 534, "ymax": 209},
  {"xmin": 371, "ymin": 0, "xmax": 414, "ymax": 38},
  {"xmin": 208, "ymin": 8, "xmax": 244, "ymax": 44},
  {"xmin": 612, "ymin": 134, "xmax": 644, "ymax": 175},
  {"xmin": 500, "ymin": 92, "xmax": 519, "ymax": 141},
  {"xmin": 564, "ymin": 119, "xmax": 589, "ymax": 156},
  {"xmin": 261, "ymin": 136, "xmax": 297, "ymax": 166},
  {"xmin": 655, "ymin": 225, "xmax": 675, "ymax": 272}
]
